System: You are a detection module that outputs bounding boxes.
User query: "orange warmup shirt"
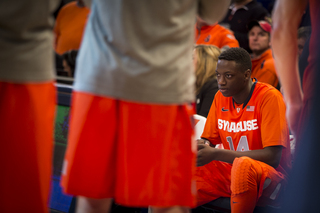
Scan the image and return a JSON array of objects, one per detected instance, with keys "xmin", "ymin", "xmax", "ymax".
[
  {"xmin": 202, "ymin": 80, "xmax": 291, "ymax": 176},
  {"xmin": 54, "ymin": 2, "xmax": 90, "ymax": 55},
  {"xmin": 251, "ymin": 49, "xmax": 278, "ymax": 88},
  {"xmin": 196, "ymin": 24, "xmax": 239, "ymax": 49}
]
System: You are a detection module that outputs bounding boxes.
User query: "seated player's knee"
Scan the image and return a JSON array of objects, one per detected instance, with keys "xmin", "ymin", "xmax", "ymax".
[{"xmin": 231, "ymin": 157, "xmax": 258, "ymax": 195}]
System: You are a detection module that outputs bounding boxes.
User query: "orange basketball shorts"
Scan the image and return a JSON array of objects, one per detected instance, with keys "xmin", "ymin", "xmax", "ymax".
[
  {"xmin": 0, "ymin": 81, "xmax": 56, "ymax": 213},
  {"xmin": 196, "ymin": 156, "xmax": 287, "ymax": 207},
  {"xmin": 61, "ymin": 91, "xmax": 197, "ymax": 207}
]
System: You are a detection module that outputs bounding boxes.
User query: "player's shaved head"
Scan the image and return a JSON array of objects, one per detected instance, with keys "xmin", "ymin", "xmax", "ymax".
[{"xmin": 218, "ymin": 48, "xmax": 252, "ymax": 72}]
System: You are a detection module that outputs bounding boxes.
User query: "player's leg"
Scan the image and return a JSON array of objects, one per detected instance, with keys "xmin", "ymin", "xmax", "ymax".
[
  {"xmin": 230, "ymin": 157, "xmax": 286, "ymax": 213},
  {"xmin": 0, "ymin": 81, "xmax": 56, "ymax": 213},
  {"xmin": 61, "ymin": 92, "xmax": 118, "ymax": 211},
  {"xmin": 230, "ymin": 157, "xmax": 261, "ymax": 213},
  {"xmin": 195, "ymin": 160, "xmax": 232, "ymax": 206},
  {"xmin": 115, "ymin": 102, "xmax": 196, "ymax": 208},
  {"xmin": 76, "ymin": 197, "xmax": 113, "ymax": 213},
  {"xmin": 152, "ymin": 206, "xmax": 189, "ymax": 213}
]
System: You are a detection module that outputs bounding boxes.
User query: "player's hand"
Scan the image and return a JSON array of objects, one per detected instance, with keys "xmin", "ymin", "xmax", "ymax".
[
  {"xmin": 197, "ymin": 144, "xmax": 215, "ymax": 167},
  {"xmin": 197, "ymin": 139, "xmax": 210, "ymax": 145}
]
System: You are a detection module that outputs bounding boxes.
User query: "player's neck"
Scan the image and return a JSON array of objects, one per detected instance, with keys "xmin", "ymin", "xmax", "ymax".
[{"xmin": 232, "ymin": 79, "xmax": 253, "ymax": 104}]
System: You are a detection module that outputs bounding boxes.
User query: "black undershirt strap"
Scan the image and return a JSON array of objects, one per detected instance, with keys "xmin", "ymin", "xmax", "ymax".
[{"xmin": 232, "ymin": 78, "xmax": 257, "ymax": 109}]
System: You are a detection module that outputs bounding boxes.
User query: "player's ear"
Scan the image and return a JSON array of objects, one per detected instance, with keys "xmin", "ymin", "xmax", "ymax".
[{"xmin": 244, "ymin": 69, "xmax": 251, "ymax": 80}]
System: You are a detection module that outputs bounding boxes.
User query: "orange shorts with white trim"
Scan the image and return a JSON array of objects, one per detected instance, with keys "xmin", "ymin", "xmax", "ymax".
[
  {"xmin": 0, "ymin": 81, "xmax": 56, "ymax": 213},
  {"xmin": 196, "ymin": 156, "xmax": 287, "ymax": 207},
  {"xmin": 61, "ymin": 91, "xmax": 197, "ymax": 208}
]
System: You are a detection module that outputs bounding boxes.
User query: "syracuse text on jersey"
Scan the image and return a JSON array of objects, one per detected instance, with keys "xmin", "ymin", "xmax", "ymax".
[{"xmin": 218, "ymin": 119, "xmax": 259, "ymax": 132}]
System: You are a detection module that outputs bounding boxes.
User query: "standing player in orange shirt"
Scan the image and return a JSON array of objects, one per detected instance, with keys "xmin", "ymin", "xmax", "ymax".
[{"xmin": 195, "ymin": 48, "xmax": 291, "ymax": 213}]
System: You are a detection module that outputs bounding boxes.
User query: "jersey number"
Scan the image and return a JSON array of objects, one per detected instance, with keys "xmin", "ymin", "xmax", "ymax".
[{"xmin": 226, "ymin": 136, "xmax": 249, "ymax": 151}]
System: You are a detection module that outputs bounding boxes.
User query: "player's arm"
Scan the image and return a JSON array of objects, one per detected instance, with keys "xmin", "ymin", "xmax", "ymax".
[
  {"xmin": 271, "ymin": 0, "xmax": 308, "ymax": 135},
  {"xmin": 197, "ymin": 145, "xmax": 282, "ymax": 168},
  {"xmin": 198, "ymin": 0, "xmax": 231, "ymax": 25}
]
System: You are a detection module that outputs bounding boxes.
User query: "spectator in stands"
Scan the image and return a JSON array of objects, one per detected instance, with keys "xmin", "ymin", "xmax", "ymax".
[
  {"xmin": 248, "ymin": 20, "xmax": 278, "ymax": 88},
  {"xmin": 277, "ymin": 26, "xmax": 311, "ymax": 93},
  {"xmin": 62, "ymin": 50, "xmax": 78, "ymax": 77},
  {"xmin": 299, "ymin": 3, "xmax": 312, "ymax": 28},
  {"xmin": 256, "ymin": 0, "xmax": 275, "ymax": 14},
  {"xmin": 220, "ymin": 0, "xmax": 269, "ymax": 53},
  {"xmin": 194, "ymin": 45, "xmax": 221, "ymax": 117},
  {"xmin": 297, "ymin": 26, "xmax": 312, "ymax": 84},
  {"xmin": 196, "ymin": 16, "xmax": 239, "ymax": 52},
  {"xmin": 297, "ymin": 26, "xmax": 311, "ymax": 58},
  {"xmin": 299, "ymin": 38, "xmax": 311, "ymax": 86},
  {"xmin": 54, "ymin": 0, "xmax": 90, "ymax": 55}
]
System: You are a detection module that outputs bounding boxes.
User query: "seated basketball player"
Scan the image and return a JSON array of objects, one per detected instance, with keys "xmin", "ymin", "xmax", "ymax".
[{"xmin": 196, "ymin": 47, "xmax": 291, "ymax": 213}]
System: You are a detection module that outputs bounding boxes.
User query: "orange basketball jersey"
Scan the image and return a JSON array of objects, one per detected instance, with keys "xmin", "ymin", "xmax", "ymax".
[{"xmin": 202, "ymin": 80, "xmax": 291, "ymax": 176}]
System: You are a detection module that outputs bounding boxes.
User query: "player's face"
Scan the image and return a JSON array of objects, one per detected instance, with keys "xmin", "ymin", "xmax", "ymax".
[
  {"xmin": 216, "ymin": 59, "xmax": 247, "ymax": 98},
  {"xmin": 248, "ymin": 26, "xmax": 270, "ymax": 54}
]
